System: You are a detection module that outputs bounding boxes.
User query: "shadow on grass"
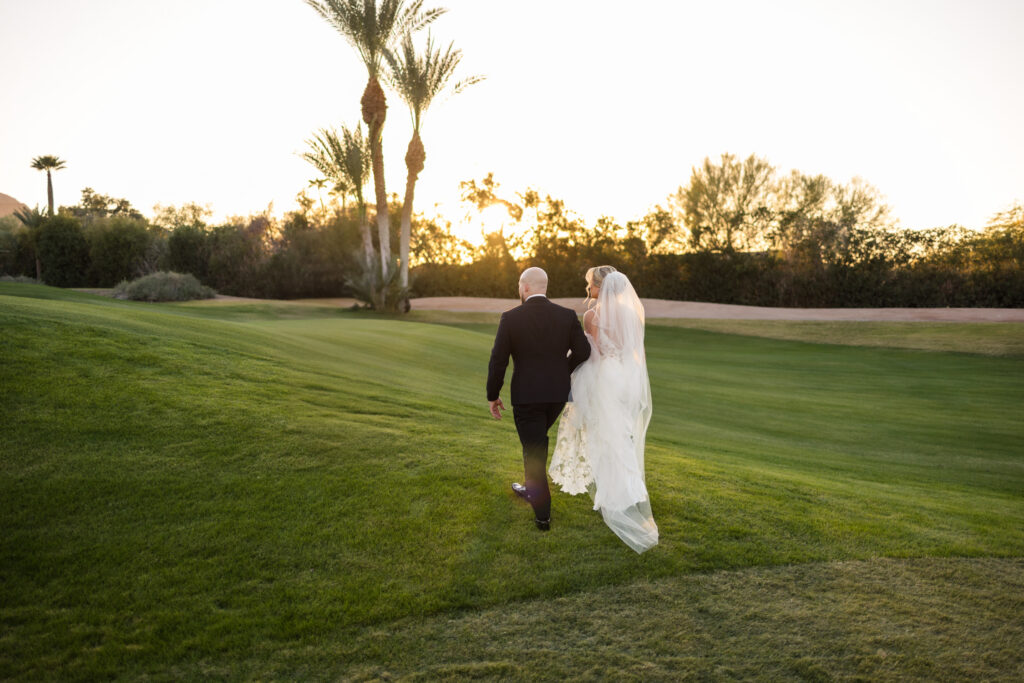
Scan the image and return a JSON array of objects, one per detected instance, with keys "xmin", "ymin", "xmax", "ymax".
[{"xmin": 197, "ymin": 557, "xmax": 1024, "ymax": 680}]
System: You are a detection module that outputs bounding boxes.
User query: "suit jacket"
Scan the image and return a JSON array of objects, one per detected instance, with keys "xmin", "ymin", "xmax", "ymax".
[{"xmin": 487, "ymin": 296, "xmax": 591, "ymax": 405}]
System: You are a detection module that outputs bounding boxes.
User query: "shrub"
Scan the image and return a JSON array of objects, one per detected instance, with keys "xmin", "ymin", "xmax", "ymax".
[
  {"xmin": 0, "ymin": 217, "xmax": 36, "ymax": 278},
  {"xmin": 36, "ymin": 215, "xmax": 89, "ymax": 287},
  {"xmin": 167, "ymin": 224, "xmax": 210, "ymax": 280},
  {"xmin": 259, "ymin": 212, "xmax": 355, "ymax": 299},
  {"xmin": 112, "ymin": 271, "xmax": 216, "ymax": 302},
  {"xmin": 85, "ymin": 216, "xmax": 153, "ymax": 286},
  {"xmin": 205, "ymin": 221, "xmax": 267, "ymax": 297}
]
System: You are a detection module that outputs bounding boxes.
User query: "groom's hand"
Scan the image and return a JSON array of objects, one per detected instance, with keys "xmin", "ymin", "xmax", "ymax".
[{"xmin": 488, "ymin": 398, "xmax": 506, "ymax": 420}]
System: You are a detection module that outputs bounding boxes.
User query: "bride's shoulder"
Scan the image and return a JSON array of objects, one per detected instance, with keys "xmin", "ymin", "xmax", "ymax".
[{"xmin": 583, "ymin": 308, "xmax": 599, "ymax": 335}]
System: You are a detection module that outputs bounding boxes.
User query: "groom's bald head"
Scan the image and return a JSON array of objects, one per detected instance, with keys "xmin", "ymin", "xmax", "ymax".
[{"xmin": 519, "ymin": 267, "xmax": 548, "ymax": 299}]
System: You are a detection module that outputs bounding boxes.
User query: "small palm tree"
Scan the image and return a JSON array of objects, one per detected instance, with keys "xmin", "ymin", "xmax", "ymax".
[
  {"xmin": 386, "ymin": 32, "xmax": 481, "ymax": 290},
  {"xmin": 14, "ymin": 205, "xmax": 47, "ymax": 281},
  {"xmin": 303, "ymin": 0, "xmax": 445, "ymax": 292},
  {"xmin": 302, "ymin": 125, "xmax": 375, "ymax": 283},
  {"xmin": 30, "ymin": 155, "xmax": 67, "ymax": 216},
  {"xmin": 308, "ymin": 177, "xmax": 329, "ymax": 215},
  {"xmin": 329, "ymin": 178, "xmax": 351, "ymax": 214}
]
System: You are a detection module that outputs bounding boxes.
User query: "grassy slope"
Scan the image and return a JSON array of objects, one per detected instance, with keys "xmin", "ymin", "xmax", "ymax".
[{"xmin": 1, "ymin": 283, "xmax": 1022, "ymax": 679}]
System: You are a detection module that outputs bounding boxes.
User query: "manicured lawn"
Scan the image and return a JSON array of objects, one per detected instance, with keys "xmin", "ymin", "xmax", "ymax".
[{"xmin": 2, "ymin": 283, "xmax": 1022, "ymax": 679}]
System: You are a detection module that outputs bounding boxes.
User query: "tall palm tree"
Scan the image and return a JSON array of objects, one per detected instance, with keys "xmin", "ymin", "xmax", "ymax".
[
  {"xmin": 385, "ymin": 32, "xmax": 481, "ymax": 290},
  {"xmin": 30, "ymin": 155, "xmax": 67, "ymax": 216},
  {"xmin": 303, "ymin": 0, "xmax": 445, "ymax": 289},
  {"xmin": 302, "ymin": 125, "xmax": 375, "ymax": 279}
]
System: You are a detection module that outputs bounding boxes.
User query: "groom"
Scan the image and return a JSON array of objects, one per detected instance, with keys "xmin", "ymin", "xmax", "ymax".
[{"xmin": 487, "ymin": 267, "xmax": 591, "ymax": 531}]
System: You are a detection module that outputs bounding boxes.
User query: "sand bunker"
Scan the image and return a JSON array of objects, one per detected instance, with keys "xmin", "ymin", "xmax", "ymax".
[
  {"xmin": 409, "ymin": 297, "xmax": 1024, "ymax": 323},
  {"xmin": 71, "ymin": 288, "xmax": 1024, "ymax": 322}
]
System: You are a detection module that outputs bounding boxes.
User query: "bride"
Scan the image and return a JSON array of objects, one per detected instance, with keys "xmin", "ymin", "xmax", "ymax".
[{"xmin": 550, "ymin": 266, "xmax": 659, "ymax": 553}]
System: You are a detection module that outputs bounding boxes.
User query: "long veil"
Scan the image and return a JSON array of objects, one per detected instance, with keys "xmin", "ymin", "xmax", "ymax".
[
  {"xmin": 550, "ymin": 271, "xmax": 658, "ymax": 552},
  {"xmin": 588, "ymin": 272, "xmax": 658, "ymax": 552}
]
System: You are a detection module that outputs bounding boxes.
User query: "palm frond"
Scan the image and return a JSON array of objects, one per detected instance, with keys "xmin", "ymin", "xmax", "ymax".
[
  {"xmin": 301, "ymin": 125, "xmax": 372, "ymax": 204},
  {"xmin": 393, "ymin": 0, "xmax": 446, "ymax": 37},
  {"xmin": 452, "ymin": 74, "xmax": 485, "ymax": 94},
  {"xmin": 30, "ymin": 155, "xmax": 67, "ymax": 171},
  {"xmin": 384, "ymin": 31, "xmax": 482, "ymax": 130},
  {"xmin": 304, "ymin": 0, "xmax": 444, "ymax": 76},
  {"xmin": 331, "ymin": 177, "xmax": 353, "ymax": 195},
  {"xmin": 300, "ymin": 140, "xmax": 335, "ymax": 179},
  {"xmin": 13, "ymin": 205, "xmax": 46, "ymax": 228},
  {"xmin": 340, "ymin": 125, "xmax": 372, "ymax": 190}
]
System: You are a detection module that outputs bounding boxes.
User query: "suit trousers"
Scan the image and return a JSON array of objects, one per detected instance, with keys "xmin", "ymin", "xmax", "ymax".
[{"xmin": 512, "ymin": 402, "xmax": 565, "ymax": 522}]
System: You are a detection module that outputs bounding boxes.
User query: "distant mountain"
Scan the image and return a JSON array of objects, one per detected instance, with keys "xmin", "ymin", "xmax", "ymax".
[{"xmin": 0, "ymin": 193, "xmax": 29, "ymax": 218}]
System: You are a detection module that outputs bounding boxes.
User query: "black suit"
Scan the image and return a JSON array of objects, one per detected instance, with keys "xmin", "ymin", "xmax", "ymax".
[{"xmin": 487, "ymin": 295, "xmax": 591, "ymax": 521}]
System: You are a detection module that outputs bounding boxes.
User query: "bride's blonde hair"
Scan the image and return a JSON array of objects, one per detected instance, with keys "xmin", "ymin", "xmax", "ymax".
[{"xmin": 584, "ymin": 265, "xmax": 617, "ymax": 308}]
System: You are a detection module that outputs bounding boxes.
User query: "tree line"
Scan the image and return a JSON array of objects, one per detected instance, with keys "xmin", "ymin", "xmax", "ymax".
[
  {"xmin": 414, "ymin": 162, "xmax": 1024, "ymax": 307},
  {"xmin": 4, "ymin": 151, "xmax": 1022, "ymax": 307},
  {"xmin": 1, "ymin": 189, "xmax": 367, "ymax": 299}
]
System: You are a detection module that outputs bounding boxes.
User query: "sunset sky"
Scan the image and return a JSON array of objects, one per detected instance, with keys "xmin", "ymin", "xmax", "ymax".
[{"xmin": 2, "ymin": 0, "xmax": 1022, "ymax": 242}]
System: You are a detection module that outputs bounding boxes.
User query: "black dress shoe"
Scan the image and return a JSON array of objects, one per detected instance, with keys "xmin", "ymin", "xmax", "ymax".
[
  {"xmin": 511, "ymin": 482, "xmax": 530, "ymax": 500},
  {"xmin": 534, "ymin": 518, "xmax": 551, "ymax": 531}
]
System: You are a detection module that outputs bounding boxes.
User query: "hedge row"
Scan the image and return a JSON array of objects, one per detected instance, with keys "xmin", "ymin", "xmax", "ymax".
[{"xmin": 2, "ymin": 211, "xmax": 1021, "ymax": 307}]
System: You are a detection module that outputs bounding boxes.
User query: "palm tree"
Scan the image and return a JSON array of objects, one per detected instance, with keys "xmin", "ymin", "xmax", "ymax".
[
  {"xmin": 30, "ymin": 155, "xmax": 67, "ymax": 216},
  {"xmin": 14, "ymin": 205, "xmax": 47, "ymax": 281},
  {"xmin": 308, "ymin": 177, "xmax": 329, "ymax": 215},
  {"xmin": 329, "ymin": 178, "xmax": 351, "ymax": 214},
  {"xmin": 303, "ymin": 0, "xmax": 445, "ymax": 292},
  {"xmin": 302, "ymin": 125, "xmax": 375, "ymax": 284},
  {"xmin": 385, "ymin": 32, "xmax": 481, "ymax": 290}
]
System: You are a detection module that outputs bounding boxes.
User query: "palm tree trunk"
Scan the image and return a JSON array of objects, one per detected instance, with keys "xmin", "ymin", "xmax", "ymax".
[
  {"xmin": 357, "ymin": 200, "xmax": 383, "ymax": 311},
  {"xmin": 400, "ymin": 132, "xmax": 426, "ymax": 290},
  {"xmin": 369, "ymin": 122, "xmax": 390, "ymax": 273},
  {"xmin": 356, "ymin": 195, "xmax": 375, "ymax": 287},
  {"xmin": 399, "ymin": 176, "xmax": 415, "ymax": 290},
  {"xmin": 46, "ymin": 171, "xmax": 54, "ymax": 216},
  {"xmin": 361, "ymin": 77, "xmax": 391, "ymax": 283},
  {"xmin": 360, "ymin": 217, "xmax": 375, "ymax": 278}
]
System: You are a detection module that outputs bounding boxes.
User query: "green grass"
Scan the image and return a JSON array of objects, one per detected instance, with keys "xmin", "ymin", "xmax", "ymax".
[
  {"xmin": 651, "ymin": 317, "xmax": 1024, "ymax": 357},
  {"xmin": 2, "ymin": 282, "xmax": 1023, "ymax": 680}
]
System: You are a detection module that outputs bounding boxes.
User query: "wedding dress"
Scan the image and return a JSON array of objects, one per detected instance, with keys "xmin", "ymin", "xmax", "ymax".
[{"xmin": 550, "ymin": 272, "xmax": 658, "ymax": 553}]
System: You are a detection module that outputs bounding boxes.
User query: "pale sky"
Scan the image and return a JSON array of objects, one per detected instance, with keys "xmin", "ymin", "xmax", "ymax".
[{"xmin": 2, "ymin": 0, "xmax": 1022, "ymax": 242}]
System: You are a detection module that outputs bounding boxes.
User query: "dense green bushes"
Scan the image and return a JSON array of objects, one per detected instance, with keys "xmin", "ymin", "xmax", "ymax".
[
  {"xmin": 0, "ymin": 216, "xmax": 36, "ymax": 277},
  {"xmin": 0, "ymin": 208, "xmax": 366, "ymax": 300},
  {"xmin": 35, "ymin": 215, "xmax": 89, "ymax": 287},
  {"xmin": 84, "ymin": 217, "xmax": 153, "ymax": 286},
  {"xmin": 405, "ymin": 176, "xmax": 1024, "ymax": 307},
  {"xmin": 167, "ymin": 225, "xmax": 209, "ymax": 281},
  {"xmin": 1, "ymin": 196, "xmax": 1020, "ymax": 307},
  {"xmin": 183, "ymin": 212, "xmax": 362, "ymax": 299},
  {"xmin": 409, "ymin": 220, "xmax": 1024, "ymax": 307}
]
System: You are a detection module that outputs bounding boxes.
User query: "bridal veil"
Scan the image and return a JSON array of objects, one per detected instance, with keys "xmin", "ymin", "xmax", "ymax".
[{"xmin": 551, "ymin": 272, "xmax": 658, "ymax": 553}]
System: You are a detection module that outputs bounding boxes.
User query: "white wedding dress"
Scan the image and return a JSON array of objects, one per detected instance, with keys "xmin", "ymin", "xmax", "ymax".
[{"xmin": 550, "ymin": 272, "xmax": 659, "ymax": 553}]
